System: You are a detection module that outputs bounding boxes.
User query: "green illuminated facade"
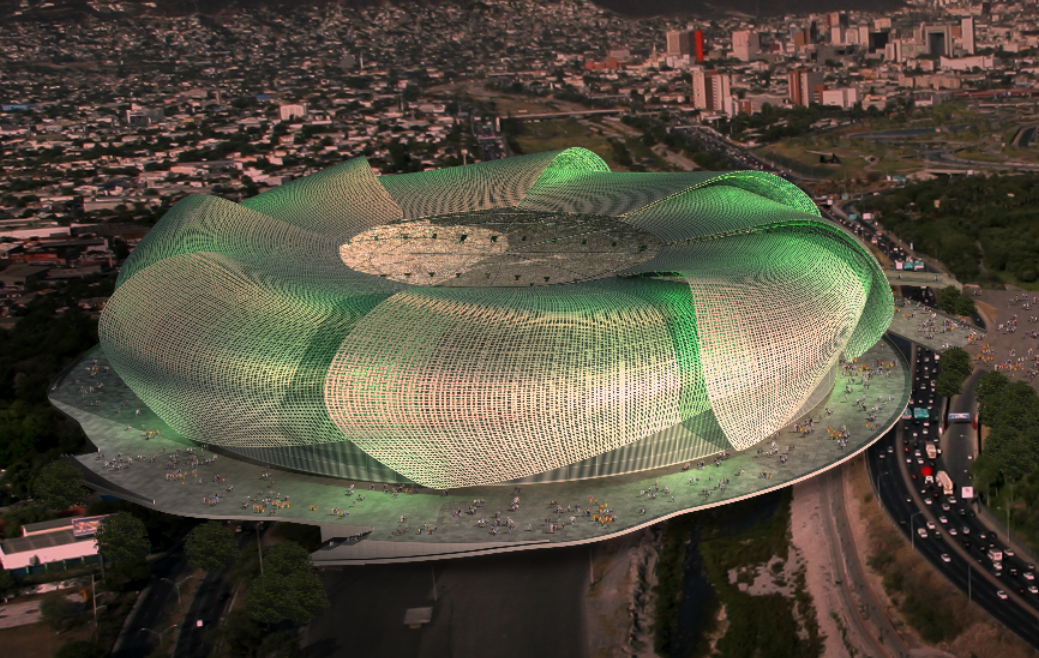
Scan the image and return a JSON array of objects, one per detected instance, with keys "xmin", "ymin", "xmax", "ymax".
[{"xmin": 99, "ymin": 149, "xmax": 892, "ymax": 488}]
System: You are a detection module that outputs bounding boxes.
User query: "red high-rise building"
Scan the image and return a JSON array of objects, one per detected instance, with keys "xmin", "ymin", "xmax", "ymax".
[{"xmin": 694, "ymin": 29, "xmax": 705, "ymax": 63}]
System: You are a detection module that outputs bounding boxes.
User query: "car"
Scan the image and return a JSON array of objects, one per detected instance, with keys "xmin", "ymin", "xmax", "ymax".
[
  {"xmin": 949, "ymin": 527, "xmax": 958, "ymax": 536},
  {"xmin": 941, "ymin": 503, "xmax": 951, "ymax": 512},
  {"xmin": 1030, "ymin": 586, "xmax": 1038, "ymax": 595},
  {"xmin": 918, "ymin": 528, "xmax": 928, "ymax": 539},
  {"xmin": 917, "ymin": 458, "xmax": 925, "ymax": 465},
  {"xmin": 941, "ymin": 553, "xmax": 951, "ymax": 563},
  {"xmin": 1025, "ymin": 572, "xmax": 1035, "ymax": 581},
  {"xmin": 927, "ymin": 521, "xmax": 936, "ymax": 531},
  {"xmin": 948, "ymin": 497, "xmax": 957, "ymax": 505},
  {"xmin": 1006, "ymin": 548, "xmax": 1015, "ymax": 557},
  {"xmin": 924, "ymin": 498, "xmax": 933, "ymax": 506},
  {"xmin": 887, "ymin": 446, "xmax": 894, "ymax": 453},
  {"xmin": 939, "ymin": 515, "xmax": 948, "ymax": 524},
  {"xmin": 1028, "ymin": 563, "xmax": 1036, "ymax": 572},
  {"xmin": 914, "ymin": 450, "xmax": 922, "ymax": 457},
  {"xmin": 962, "ymin": 526, "xmax": 970, "ymax": 535},
  {"xmin": 997, "ymin": 590, "xmax": 1008, "ymax": 600}
]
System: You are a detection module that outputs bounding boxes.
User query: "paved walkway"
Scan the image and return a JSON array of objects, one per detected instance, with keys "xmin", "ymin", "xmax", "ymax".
[
  {"xmin": 885, "ymin": 270, "xmax": 962, "ymax": 291},
  {"xmin": 886, "ymin": 297, "xmax": 985, "ymax": 354},
  {"xmin": 51, "ymin": 337, "xmax": 910, "ymax": 563},
  {"xmin": 0, "ymin": 601, "xmax": 40, "ymax": 630}
]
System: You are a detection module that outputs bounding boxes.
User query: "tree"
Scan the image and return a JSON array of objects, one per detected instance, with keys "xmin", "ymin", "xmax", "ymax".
[
  {"xmin": 245, "ymin": 541, "xmax": 329, "ymax": 624},
  {"xmin": 935, "ymin": 347, "xmax": 973, "ymax": 397},
  {"xmin": 976, "ymin": 370, "xmax": 1010, "ymax": 421},
  {"xmin": 33, "ymin": 460, "xmax": 88, "ymax": 510},
  {"xmin": 186, "ymin": 522, "xmax": 237, "ymax": 572},
  {"xmin": 55, "ymin": 641, "xmax": 107, "ymax": 658},
  {"xmin": 40, "ymin": 592, "xmax": 77, "ymax": 631},
  {"xmin": 0, "ymin": 569, "xmax": 20, "ymax": 599},
  {"xmin": 954, "ymin": 293, "xmax": 976, "ymax": 317},
  {"xmin": 94, "ymin": 511, "xmax": 150, "ymax": 565}
]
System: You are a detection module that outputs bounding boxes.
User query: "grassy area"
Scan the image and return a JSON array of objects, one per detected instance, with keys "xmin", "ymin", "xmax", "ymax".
[
  {"xmin": 512, "ymin": 119, "xmax": 624, "ymax": 169},
  {"xmin": 845, "ymin": 455, "xmax": 1030, "ymax": 655},
  {"xmin": 652, "ymin": 514, "xmax": 697, "ymax": 658},
  {"xmin": 955, "ymin": 148, "xmax": 1006, "ymax": 163},
  {"xmin": 756, "ymin": 149, "xmax": 835, "ymax": 179},
  {"xmin": 691, "ymin": 490, "xmax": 823, "ymax": 658}
]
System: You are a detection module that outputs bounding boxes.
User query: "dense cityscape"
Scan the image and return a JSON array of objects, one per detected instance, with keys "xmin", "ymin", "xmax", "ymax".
[{"xmin": 3, "ymin": 0, "xmax": 1039, "ymax": 657}]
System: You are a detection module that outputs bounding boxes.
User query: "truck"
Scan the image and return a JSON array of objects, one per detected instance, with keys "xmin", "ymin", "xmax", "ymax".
[
  {"xmin": 936, "ymin": 470, "xmax": 954, "ymax": 495},
  {"xmin": 926, "ymin": 443, "xmax": 938, "ymax": 460},
  {"xmin": 989, "ymin": 547, "xmax": 1004, "ymax": 567}
]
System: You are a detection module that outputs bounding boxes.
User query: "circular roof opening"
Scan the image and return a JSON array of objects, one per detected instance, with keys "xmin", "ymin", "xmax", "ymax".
[{"xmin": 340, "ymin": 209, "xmax": 663, "ymax": 287}]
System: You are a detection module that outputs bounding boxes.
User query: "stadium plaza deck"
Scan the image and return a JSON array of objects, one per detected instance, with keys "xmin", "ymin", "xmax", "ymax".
[{"xmin": 51, "ymin": 335, "xmax": 910, "ymax": 565}]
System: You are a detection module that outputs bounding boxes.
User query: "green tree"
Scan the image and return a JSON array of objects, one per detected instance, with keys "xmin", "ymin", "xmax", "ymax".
[
  {"xmin": 0, "ymin": 569, "xmax": 19, "ymax": 599},
  {"xmin": 186, "ymin": 522, "xmax": 237, "ymax": 572},
  {"xmin": 95, "ymin": 511, "xmax": 150, "ymax": 566},
  {"xmin": 983, "ymin": 382, "xmax": 1039, "ymax": 482},
  {"xmin": 33, "ymin": 460, "xmax": 88, "ymax": 510},
  {"xmin": 40, "ymin": 592, "xmax": 76, "ymax": 631},
  {"xmin": 245, "ymin": 541, "xmax": 329, "ymax": 624},
  {"xmin": 55, "ymin": 641, "xmax": 108, "ymax": 658},
  {"xmin": 954, "ymin": 293, "xmax": 976, "ymax": 317},
  {"xmin": 935, "ymin": 347, "xmax": 973, "ymax": 397},
  {"xmin": 976, "ymin": 371, "xmax": 1010, "ymax": 421},
  {"xmin": 935, "ymin": 286, "xmax": 962, "ymax": 315}
]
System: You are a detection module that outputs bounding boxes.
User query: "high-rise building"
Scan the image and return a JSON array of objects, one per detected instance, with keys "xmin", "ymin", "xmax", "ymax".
[
  {"xmin": 694, "ymin": 29, "xmax": 705, "ymax": 63},
  {"xmin": 788, "ymin": 68, "xmax": 825, "ymax": 106},
  {"xmin": 961, "ymin": 17, "xmax": 975, "ymax": 55},
  {"xmin": 666, "ymin": 30, "xmax": 694, "ymax": 57},
  {"xmin": 732, "ymin": 30, "xmax": 760, "ymax": 61},
  {"xmin": 692, "ymin": 68, "xmax": 731, "ymax": 112}
]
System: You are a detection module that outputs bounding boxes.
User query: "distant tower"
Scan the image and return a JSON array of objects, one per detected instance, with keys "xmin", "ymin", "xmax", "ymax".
[
  {"xmin": 666, "ymin": 29, "xmax": 694, "ymax": 57},
  {"xmin": 961, "ymin": 16, "xmax": 975, "ymax": 55},
  {"xmin": 732, "ymin": 30, "xmax": 760, "ymax": 61},
  {"xmin": 694, "ymin": 29, "xmax": 705, "ymax": 63}
]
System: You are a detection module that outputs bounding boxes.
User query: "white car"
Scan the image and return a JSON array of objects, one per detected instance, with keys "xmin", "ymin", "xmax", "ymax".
[
  {"xmin": 927, "ymin": 521, "xmax": 937, "ymax": 531},
  {"xmin": 997, "ymin": 590, "xmax": 1008, "ymax": 600},
  {"xmin": 924, "ymin": 498, "xmax": 933, "ymax": 506},
  {"xmin": 917, "ymin": 528, "xmax": 928, "ymax": 539},
  {"xmin": 962, "ymin": 526, "xmax": 970, "ymax": 535},
  {"xmin": 941, "ymin": 553, "xmax": 951, "ymax": 563},
  {"xmin": 949, "ymin": 527, "xmax": 958, "ymax": 536},
  {"xmin": 938, "ymin": 515, "xmax": 948, "ymax": 524},
  {"xmin": 1029, "ymin": 585, "xmax": 1038, "ymax": 595},
  {"xmin": 1006, "ymin": 548, "xmax": 1016, "ymax": 557},
  {"xmin": 1024, "ymin": 572, "xmax": 1035, "ymax": 581}
]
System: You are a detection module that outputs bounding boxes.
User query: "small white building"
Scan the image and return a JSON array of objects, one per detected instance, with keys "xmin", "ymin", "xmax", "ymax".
[{"xmin": 0, "ymin": 516, "xmax": 109, "ymax": 575}]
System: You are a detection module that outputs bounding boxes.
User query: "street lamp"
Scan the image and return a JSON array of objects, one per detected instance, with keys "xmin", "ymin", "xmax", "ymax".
[
  {"xmin": 161, "ymin": 575, "xmax": 192, "ymax": 604},
  {"xmin": 140, "ymin": 624, "xmax": 178, "ymax": 643},
  {"xmin": 910, "ymin": 511, "xmax": 925, "ymax": 552}
]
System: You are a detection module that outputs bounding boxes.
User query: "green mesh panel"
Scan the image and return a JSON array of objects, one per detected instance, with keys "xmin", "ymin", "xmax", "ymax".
[
  {"xmin": 379, "ymin": 148, "xmax": 607, "ymax": 219},
  {"xmin": 323, "ymin": 279, "xmax": 685, "ymax": 488},
  {"xmin": 99, "ymin": 151, "xmax": 891, "ymax": 488},
  {"xmin": 240, "ymin": 156, "xmax": 403, "ymax": 241}
]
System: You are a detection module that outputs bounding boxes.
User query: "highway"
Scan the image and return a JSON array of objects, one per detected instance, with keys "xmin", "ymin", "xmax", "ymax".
[
  {"xmin": 679, "ymin": 122, "xmax": 1039, "ymax": 647},
  {"xmin": 866, "ymin": 339, "xmax": 1039, "ymax": 650}
]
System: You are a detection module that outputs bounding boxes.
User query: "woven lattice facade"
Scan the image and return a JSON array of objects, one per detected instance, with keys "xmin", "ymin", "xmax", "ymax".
[{"xmin": 99, "ymin": 148, "xmax": 892, "ymax": 488}]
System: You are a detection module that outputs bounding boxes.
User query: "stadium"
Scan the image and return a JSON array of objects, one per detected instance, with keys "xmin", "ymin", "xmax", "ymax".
[{"xmin": 95, "ymin": 148, "xmax": 892, "ymax": 490}]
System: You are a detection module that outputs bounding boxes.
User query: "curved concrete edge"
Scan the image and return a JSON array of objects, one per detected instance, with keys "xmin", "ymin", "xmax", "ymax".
[
  {"xmin": 309, "ymin": 420, "xmax": 895, "ymax": 565},
  {"xmin": 49, "ymin": 335, "xmax": 910, "ymax": 565}
]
